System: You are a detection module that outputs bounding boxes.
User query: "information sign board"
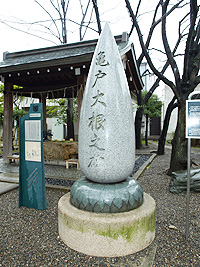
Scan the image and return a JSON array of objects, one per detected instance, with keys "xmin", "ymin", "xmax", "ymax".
[
  {"xmin": 19, "ymin": 103, "xmax": 46, "ymax": 210},
  {"xmin": 186, "ymin": 100, "xmax": 200, "ymax": 139},
  {"xmin": 25, "ymin": 120, "xmax": 41, "ymax": 141}
]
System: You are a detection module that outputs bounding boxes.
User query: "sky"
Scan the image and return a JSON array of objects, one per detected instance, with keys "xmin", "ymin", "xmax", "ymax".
[
  {"xmin": 0, "ymin": 0, "xmax": 191, "ymax": 98},
  {"xmin": 0, "ymin": 0, "xmax": 133, "ymax": 59},
  {"xmin": 0, "ymin": 0, "xmax": 167, "ymax": 59}
]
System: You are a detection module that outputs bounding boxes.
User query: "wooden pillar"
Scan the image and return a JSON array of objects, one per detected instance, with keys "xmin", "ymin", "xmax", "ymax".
[
  {"xmin": 40, "ymin": 94, "xmax": 47, "ymax": 131},
  {"xmin": 76, "ymin": 75, "xmax": 86, "ymax": 141},
  {"xmin": 3, "ymin": 82, "xmax": 13, "ymax": 162},
  {"xmin": 77, "ymin": 75, "xmax": 87, "ymax": 123}
]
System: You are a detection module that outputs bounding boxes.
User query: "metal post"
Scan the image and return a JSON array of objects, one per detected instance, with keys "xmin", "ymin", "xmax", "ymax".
[
  {"xmin": 186, "ymin": 137, "xmax": 191, "ymax": 238},
  {"xmin": 185, "ymin": 91, "xmax": 200, "ymax": 238}
]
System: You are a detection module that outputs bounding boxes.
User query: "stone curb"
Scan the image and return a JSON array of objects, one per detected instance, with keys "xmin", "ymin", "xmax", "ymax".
[
  {"xmin": 133, "ymin": 153, "xmax": 157, "ymax": 180},
  {"xmin": 46, "ymin": 175, "xmax": 77, "ymax": 181},
  {"xmin": 0, "ymin": 179, "xmax": 71, "ymax": 195},
  {"xmin": 0, "ymin": 177, "xmax": 19, "ymax": 183},
  {"xmin": 45, "ymin": 184, "xmax": 71, "ymax": 191},
  {"xmin": 0, "ymin": 153, "xmax": 156, "ymax": 195}
]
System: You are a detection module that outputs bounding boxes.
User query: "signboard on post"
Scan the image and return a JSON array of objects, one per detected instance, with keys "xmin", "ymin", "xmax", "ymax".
[
  {"xmin": 19, "ymin": 103, "xmax": 47, "ymax": 210},
  {"xmin": 185, "ymin": 92, "xmax": 200, "ymax": 238},
  {"xmin": 186, "ymin": 99, "xmax": 200, "ymax": 138}
]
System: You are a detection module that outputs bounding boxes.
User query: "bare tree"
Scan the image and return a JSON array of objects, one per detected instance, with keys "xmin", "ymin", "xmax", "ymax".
[
  {"xmin": 0, "ymin": 0, "xmax": 102, "ymax": 140},
  {"xmin": 33, "ymin": 0, "xmax": 102, "ymax": 43},
  {"xmin": 33, "ymin": 0, "xmax": 102, "ymax": 140},
  {"xmin": 125, "ymin": 0, "xmax": 200, "ymax": 174},
  {"xmin": 126, "ymin": 0, "xmax": 186, "ymax": 149}
]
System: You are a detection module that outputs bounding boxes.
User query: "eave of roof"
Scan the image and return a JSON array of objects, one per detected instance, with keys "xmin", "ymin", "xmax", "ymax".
[
  {"xmin": 0, "ymin": 34, "xmax": 143, "ymax": 94},
  {"xmin": 0, "ymin": 35, "xmax": 127, "ymax": 73}
]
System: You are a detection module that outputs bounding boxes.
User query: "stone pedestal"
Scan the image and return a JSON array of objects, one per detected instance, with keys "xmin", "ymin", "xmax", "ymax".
[{"xmin": 58, "ymin": 192, "xmax": 155, "ymax": 257}]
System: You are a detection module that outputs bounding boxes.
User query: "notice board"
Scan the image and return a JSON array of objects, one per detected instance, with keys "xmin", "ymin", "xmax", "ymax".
[
  {"xmin": 186, "ymin": 100, "xmax": 200, "ymax": 139},
  {"xmin": 19, "ymin": 103, "xmax": 46, "ymax": 210}
]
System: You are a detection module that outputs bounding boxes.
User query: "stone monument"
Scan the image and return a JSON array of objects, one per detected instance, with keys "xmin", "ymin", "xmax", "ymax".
[{"xmin": 58, "ymin": 23, "xmax": 155, "ymax": 257}]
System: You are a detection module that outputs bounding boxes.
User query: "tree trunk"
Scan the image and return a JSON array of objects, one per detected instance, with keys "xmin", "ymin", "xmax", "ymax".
[
  {"xmin": 135, "ymin": 90, "xmax": 143, "ymax": 149},
  {"xmin": 66, "ymin": 99, "xmax": 74, "ymax": 140},
  {"xmin": 157, "ymin": 96, "xmax": 177, "ymax": 155},
  {"xmin": 145, "ymin": 114, "xmax": 148, "ymax": 146},
  {"xmin": 168, "ymin": 100, "xmax": 187, "ymax": 175},
  {"xmin": 135, "ymin": 106, "xmax": 144, "ymax": 149}
]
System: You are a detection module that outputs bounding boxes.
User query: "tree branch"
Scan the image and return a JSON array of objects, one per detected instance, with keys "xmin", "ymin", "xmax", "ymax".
[
  {"xmin": 135, "ymin": 0, "xmax": 142, "ymax": 17},
  {"xmin": 191, "ymin": 45, "xmax": 200, "ymax": 84},
  {"xmin": 61, "ymin": 0, "xmax": 68, "ymax": 43},
  {"xmin": 161, "ymin": 0, "xmax": 181, "ymax": 93},
  {"xmin": 129, "ymin": 0, "xmax": 142, "ymax": 36},
  {"xmin": 65, "ymin": 0, "xmax": 71, "ymax": 14},
  {"xmin": 137, "ymin": 0, "xmax": 185, "ymax": 66},
  {"xmin": 124, "ymin": 0, "xmax": 178, "ymax": 100},
  {"xmin": 183, "ymin": 0, "xmax": 198, "ymax": 81},
  {"xmin": 195, "ymin": 19, "xmax": 200, "ymax": 44},
  {"xmin": 34, "ymin": 0, "xmax": 62, "ymax": 43},
  {"xmin": 81, "ymin": 9, "xmax": 94, "ymax": 40},
  {"xmin": 0, "ymin": 17, "xmax": 63, "ymax": 41},
  {"xmin": 67, "ymin": 18, "xmax": 99, "ymax": 33},
  {"xmin": 0, "ymin": 20, "xmax": 58, "ymax": 45},
  {"xmin": 50, "ymin": 0, "xmax": 60, "ymax": 14},
  {"xmin": 144, "ymin": 30, "xmax": 183, "ymax": 104},
  {"xmin": 179, "ymin": 12, "xmax": 190, "ymax": 36},
  {"xmin": 79, "ymin": 0, "xmax": 91, "ymax": 41},
  {"xmin": 195, "ymin": 75, "xmax": 200, "ymax": 85},
  {"xmin": 92, "ymin": 0, "xmax": 102, "ymax": 35}
]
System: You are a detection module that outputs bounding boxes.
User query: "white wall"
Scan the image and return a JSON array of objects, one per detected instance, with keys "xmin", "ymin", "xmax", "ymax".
[
  {"xmin": 51, "ymin": 118, "xmax": 64, "ymax": 140},
  {"xmin": 194, "ymin": 83, "xmax": 200, "ymax": 92},
  {"xmin": 161, "ymin": 85, "xmax": 177, "ymax": 140},
  {"xmin": 140, "ymin": 62, "xmax": 156, "ymax": 92},
  {"xmin": 20, "ymin": 97, "xmax": 39, "ymax": 108},
  {"xmin": 161, "ymin": 84, "xmax": 200, "ymax": 140},
  {"xmin": 140, "ymin": 62, "xmax": 157, "ymax": 137}
]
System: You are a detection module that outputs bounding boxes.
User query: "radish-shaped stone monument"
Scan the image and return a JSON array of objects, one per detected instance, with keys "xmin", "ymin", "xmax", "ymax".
[{"xmin": 58, "ymin": 23, "xmax": 156, "ymax": 257}]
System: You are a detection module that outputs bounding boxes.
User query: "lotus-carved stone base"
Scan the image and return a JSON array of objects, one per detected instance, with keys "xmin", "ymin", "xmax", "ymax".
[
  {"xmin": 70, "ymin": 176, "xmax": 143, "ymax": 213},
  {"xmin": 58, "ymin": 192, "xmax": 156, "ymax": 257}
]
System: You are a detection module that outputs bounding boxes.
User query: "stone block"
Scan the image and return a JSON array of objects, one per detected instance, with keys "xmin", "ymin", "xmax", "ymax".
[{"xmin": 43, "ymin": 141, "xmax": 78, "ymax": 161}]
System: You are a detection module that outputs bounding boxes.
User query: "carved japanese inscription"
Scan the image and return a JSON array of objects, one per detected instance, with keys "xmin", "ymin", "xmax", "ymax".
[{"xmin": 78, "ymin": 23, "xmax": 135, "ymax": 183}]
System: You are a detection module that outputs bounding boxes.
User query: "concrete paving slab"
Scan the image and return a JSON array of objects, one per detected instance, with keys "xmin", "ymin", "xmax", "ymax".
[
  {"xmin": 0, "ymin": 172, "xmax": 19, "ymax": 183},
  {"xmin": 0, "ymin": 172, "xmax": 19, "ymax": 178},
  {"xmin": 0, "ymin": 182, "xmax": 18, "ymax": 195}
]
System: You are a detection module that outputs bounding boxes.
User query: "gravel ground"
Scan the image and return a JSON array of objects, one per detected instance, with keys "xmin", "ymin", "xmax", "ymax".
[
  {"xmin": 139, "ymin": 145, "xmax": 200, "ymax": 266},
  {"xmin": 0, "ymin": 144, "xmax": 200, "ymax": 266}
]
